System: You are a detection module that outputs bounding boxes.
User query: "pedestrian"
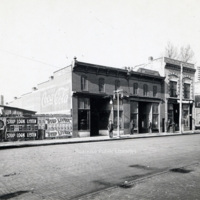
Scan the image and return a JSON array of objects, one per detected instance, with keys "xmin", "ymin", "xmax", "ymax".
[
  {"xmin": 167, "ymin": 119, "xmax": 171, "ymax": 132},
  {"xmin": 149, "ymin": 121, "xmax": 152, "ymax": 133},
  {"xmin": 107, "ymin": 120, "xmax": 114, "ymax": 138},
  {"xmin": 130, "ymin": 120, "xmax": 135, "ymax": 135}
]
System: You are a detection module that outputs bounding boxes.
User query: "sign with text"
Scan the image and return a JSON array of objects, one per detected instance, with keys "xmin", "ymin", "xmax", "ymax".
[
  {"xmin": 45, "ymin": 116, "xmax": 72, "ymax": 138},
  {"xmin": 41, "ymin": 86, "xmax": 71, "ymax": 114},
  {"xmin": 6, "ymin": 118, "xmax": 38, "ymax": 140}
]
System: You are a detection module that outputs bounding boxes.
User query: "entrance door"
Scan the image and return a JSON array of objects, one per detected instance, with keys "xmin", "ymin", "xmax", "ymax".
[
  {"xmin": 139, "ymin": 102, "xmax": 151, "ymax": 133},
  {"xmin": 173, "ymin": 104, "xmax": 179, "ymax": 131},
  {"xmin": 90, "ymin": 98, "xmax": 110, "ymax": 136}
]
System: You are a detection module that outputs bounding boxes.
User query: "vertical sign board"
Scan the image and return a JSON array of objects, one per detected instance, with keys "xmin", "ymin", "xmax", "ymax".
[{"xmin": 6, "ymin": 118, "xmax": 38, "ymax": 140}]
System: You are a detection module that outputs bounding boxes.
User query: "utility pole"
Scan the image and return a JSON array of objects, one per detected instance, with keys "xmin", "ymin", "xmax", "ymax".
[
  {"xmin": 179, "ymin": 63, "xmax": 183, "ymax": 133},
  {"xmin": 114, "ymin": 89, "xmax": 123, "ymax": 138},
  {"xmin": 117, "ymin": 91, "xmax": 120, "ymax": 137}
]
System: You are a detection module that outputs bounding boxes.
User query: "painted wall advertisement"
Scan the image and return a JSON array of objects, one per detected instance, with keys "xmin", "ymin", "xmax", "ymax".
[
  {"xmin": 6, "ymin": 118, "xmax": 38, "ymax": 140},
  {"xmin": 41, "ymin": 86, "xmax": 71, "ymax": 114},
  {"xmin": 44, "ymin": 117, "xmax": 72, "ymax": 138}
]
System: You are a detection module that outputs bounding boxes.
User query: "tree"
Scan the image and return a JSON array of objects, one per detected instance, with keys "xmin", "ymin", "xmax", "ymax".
[
  {"xmin": 165, "ymin": 42, "xmax": 178, "ymax": 59},
  {"xmin": 164, "ymin": 42, "xmax": 194, "ymax": 63},
  {"xmin": 179, "ymin": 44, "xmax": 194, "ymax": 63}
]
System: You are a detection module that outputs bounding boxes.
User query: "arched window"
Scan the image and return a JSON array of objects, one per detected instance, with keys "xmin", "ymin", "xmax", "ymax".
[
  {"xmin": 133, "ymin": 83, "xmax": 138, "ymax": 95},
  {"xmin": 143, "ymin": 84, "xmax": 148, "ymax": 96},
  {"xmin": 169, "ymin": 81, "xmax": 177, "ymax": 97},
  {"xmin": 99, "ymin": 78, "xmax": 105, "ymax": 92},
  {"xmin": 153, "ymin": 86, "xmax": 157, "ymax": 97},
  {"xmin": 184, "ymin": 83, "xmax": 190, "ymax": 99}
]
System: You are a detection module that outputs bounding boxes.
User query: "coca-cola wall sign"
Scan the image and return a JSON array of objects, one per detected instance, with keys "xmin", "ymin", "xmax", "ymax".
[{"xmin": 41, "ymin": 86, "xmax": 71, "ymax": 114}]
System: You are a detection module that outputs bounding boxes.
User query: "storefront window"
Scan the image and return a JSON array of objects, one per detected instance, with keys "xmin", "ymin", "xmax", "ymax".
[
  {"xmin": 168, "ymin": 103, "xmax": 173, "ymax": 123},
  {"xmin": 131, "ymin": 101, "xmax": 138, "ymax": 128},
  {"xmin": 78, "ymin": 98, "xmax": 90, "ymax": 130},
  {"xmin": 183, "ymin": 104, "xmax": 189, "ymax": 128},
  {"xmin": 152, "ymin": 103, "xmax": 159, "ymax": 130}
]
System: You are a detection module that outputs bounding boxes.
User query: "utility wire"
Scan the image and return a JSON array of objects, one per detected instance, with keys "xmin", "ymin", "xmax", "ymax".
[{"xmin": 0, "ymin": 49, "xmax": 58, "ymax": 69}]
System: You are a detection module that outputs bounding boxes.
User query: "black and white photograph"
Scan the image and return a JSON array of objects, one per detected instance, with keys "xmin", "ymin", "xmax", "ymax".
[{"xmin": 0, "ymin": 0, "xmax": 200, "ymax": 199}]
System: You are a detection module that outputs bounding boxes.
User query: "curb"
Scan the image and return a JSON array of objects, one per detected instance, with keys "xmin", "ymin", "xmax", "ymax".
[{"xmin": 0, "ymin": 131, "xmax": 199, "ymax": 150}]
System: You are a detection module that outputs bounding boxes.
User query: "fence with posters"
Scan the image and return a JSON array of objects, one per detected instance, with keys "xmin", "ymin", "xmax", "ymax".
[
  {"xmin": 6, "ymin": 118, "xmax": 38, "ymax": 140},
  {"xmin": 37, "ymin": 115, "xmax": 72, "ymax": 138}
]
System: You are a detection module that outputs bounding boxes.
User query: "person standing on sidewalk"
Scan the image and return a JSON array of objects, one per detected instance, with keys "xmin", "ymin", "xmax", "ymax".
[
  {"xmin": 130, "ymin": 120, "xmax": 135, "ymax": 135},
  {"xmin": 107, "ymin": 120, "xmax": 114, "ymax": 138}
]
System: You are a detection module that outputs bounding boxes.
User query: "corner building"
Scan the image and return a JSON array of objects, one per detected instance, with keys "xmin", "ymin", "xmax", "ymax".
[{"xmin": 9, "ymin": 58, "xmax": 165, "ymax": 138}]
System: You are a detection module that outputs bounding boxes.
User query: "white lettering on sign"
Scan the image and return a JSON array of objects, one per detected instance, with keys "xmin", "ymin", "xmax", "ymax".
[
  {"xmin": 7, "ymin": 119, "xmax": 16, "ymax": 124},
  {"xmin": 17, "ymin": 133, "xmax": 25, "ymax": 138},
  {"xmin": 46, "ymin": 118, "xmax": 58, "ymax": 124},
  {"xmin": 41, "ymin": 87, "xmax": 69, "ymax": 108},
  {"xmin": 27, "ymin": 119, "xmax": 37, "ymax": 124},
  {"xmin": 17, "ymin": 119, "xmax": 26, "ymax": 124},
  {"xmin": 54, "ymin": 88, "xmax": 69, "ymax": 105},
  {"xmin": 7, "ymin": 133, "xmax": 15, "ymax": 138},
  {"xmin": 27, "ymin": 132, "xmax": 37, "ymax": 137}
]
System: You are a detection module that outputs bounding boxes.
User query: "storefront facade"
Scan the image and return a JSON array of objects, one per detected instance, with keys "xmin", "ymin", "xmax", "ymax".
[{"xmin": 72, "ymin": 60, "xmax": 165, "ymax": 137}]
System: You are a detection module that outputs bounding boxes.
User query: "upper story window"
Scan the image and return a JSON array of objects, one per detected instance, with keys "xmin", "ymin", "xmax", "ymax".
[
  {"xmin": 184, "ymin": 83, "xmax": 190, "ymax": 99},
  {"xmin": 99, "ymin": 78, "xmax": 105, "ymax": 92},
  {"xmin": 153, "ymin": 86, "xmax": 157, "ymax": 97},
  {"xmin": 143, "ymin": 84, "xmax": 148, "ymax": 96},
  {"xmin": 81, "ymin": 75, "xmax": 88, "ymax": 91},
  {"xmin": 133, "ymin": 83, "xmax": 138, "ymax": 95},
  {"xmin": 170, "ymin": 81, "xmax": 177, "ymax": 97},
  {"xmin": 115, "ymin": 80, "xmax": 120, "ymax": 91}
]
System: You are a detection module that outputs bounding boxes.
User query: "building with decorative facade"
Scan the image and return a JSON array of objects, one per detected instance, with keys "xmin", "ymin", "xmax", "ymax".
[{"xmin": 134, "ymin": 57, "xmax": 196, "ymax": 132}]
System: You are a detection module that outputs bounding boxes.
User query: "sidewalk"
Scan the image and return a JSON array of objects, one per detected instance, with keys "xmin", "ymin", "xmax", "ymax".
[{"xmin": 0, "ymin": 131, "xmax": 199, "ymax": 149}]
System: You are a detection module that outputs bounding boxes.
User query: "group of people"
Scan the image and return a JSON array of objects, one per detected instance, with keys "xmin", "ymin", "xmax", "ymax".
[
  {"xmin": 107, "ymin": 120, "xmax": 136, "ymax": 138},
  {"xmin": 107, "ymin": 120, "xmax": 154, "ymax": 138}
]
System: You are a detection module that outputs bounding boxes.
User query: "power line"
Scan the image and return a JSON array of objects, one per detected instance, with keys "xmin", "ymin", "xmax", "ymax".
[{"xmin": 0, "ymin": 49, "xmax": 58, "ymax": 69}]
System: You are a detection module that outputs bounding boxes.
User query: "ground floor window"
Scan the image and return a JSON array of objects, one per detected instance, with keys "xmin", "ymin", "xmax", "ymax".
[
  {"xmin": 78, "ymin": 110, "xmax": 90, "ymax": 130},
  {"xmin": 152, "ymin": 103, "xmax": 159, "ymax": 130},
  {"xmin": 78, "ymin": 98, "xmax": 90, "ymax": 130},
  {"xmin": 183, "ymin": 104, "xmax": 189, "ymax": 128},
  {"xmin": 130, "ymin": 101, "xmax": 138, "ymax": 129}
]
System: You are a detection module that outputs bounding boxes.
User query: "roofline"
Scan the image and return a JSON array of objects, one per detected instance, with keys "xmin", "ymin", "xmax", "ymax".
[
  {"xmin": 0, "ymin": 105, "xmax": 36, "ymax": 113},
  {"xmin": 74, "ymin": 60, "xmax": 164, "ymax": 80}
]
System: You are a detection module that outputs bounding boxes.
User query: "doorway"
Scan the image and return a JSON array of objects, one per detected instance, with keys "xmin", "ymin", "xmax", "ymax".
[
  {"xmin": 138, "ymin": 102, "xmax": 151, "ymax": 133},
  {"xmin": 173, "ymin": 104, "xmax": 179, "ymax": 131},
  {"xmin": 90, "ymin": 97, "xmax": 110, "ymax": 136}
]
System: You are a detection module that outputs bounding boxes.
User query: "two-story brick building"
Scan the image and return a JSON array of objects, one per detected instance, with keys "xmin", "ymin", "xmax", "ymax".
[
  {"xmin": 9, "ymin": 58, "xmax": 165, "ymax": 138},
  {"xmin": 134, "ymin": 57, "xmax": 196, "ymax": 132}
]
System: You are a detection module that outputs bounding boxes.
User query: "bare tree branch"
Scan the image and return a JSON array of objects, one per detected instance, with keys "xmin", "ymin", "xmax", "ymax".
[{"xmin": 165, "ymin": 42, "xmax": 178, "ymax": 59}]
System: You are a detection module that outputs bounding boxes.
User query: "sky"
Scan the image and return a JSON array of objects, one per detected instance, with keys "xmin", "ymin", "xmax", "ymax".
[{"xmin": 0, "ymin": 0, "xmax": 200, "ymax": 103}]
